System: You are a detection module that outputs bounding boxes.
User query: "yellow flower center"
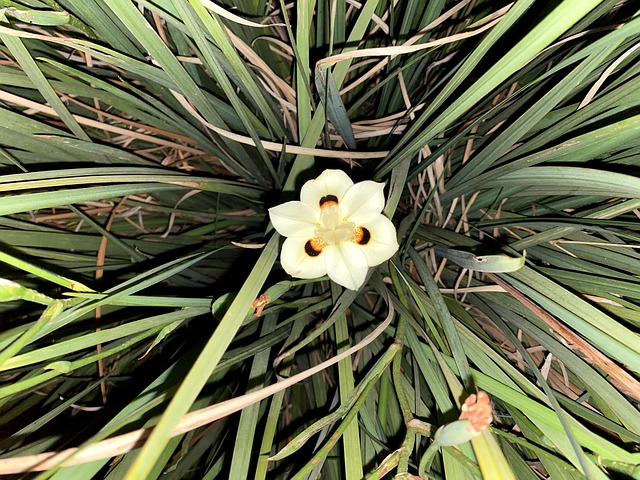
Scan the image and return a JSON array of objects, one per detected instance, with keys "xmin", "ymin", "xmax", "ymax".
[{"xmin": 315, "ymin": 204, "xmax": 355, "ymax": 245}]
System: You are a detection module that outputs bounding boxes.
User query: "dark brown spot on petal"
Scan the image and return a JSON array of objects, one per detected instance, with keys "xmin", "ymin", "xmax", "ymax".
[
  {"xmin": 353, "ymin": 227, "xmax": 371, "ymax": 245},
  {"xmin": 305, "ymin": 238, "xmax": 324, "ymax": 256},
  {"xmin": 319, "ymin": 194, "xmax": 339, "ymax": 208}
]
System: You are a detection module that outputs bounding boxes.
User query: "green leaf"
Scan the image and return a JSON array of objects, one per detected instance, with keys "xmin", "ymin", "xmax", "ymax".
[
  {"xmin": 124, "ymin": 235, "xmax": 278, "ymax": 479},
  {"xmin": 315, "ymin": 67, "xmax": 356, "ymax": 149}
]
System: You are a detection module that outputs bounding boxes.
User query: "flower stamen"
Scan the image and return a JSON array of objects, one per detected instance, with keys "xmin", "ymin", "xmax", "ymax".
[
  {"xmin": 352, "ymin": 227, "xmax": 371, "ymax": 245},
  {"xmin": 304, "ymin": 237, "xmax": 326, "ymax": 257}
]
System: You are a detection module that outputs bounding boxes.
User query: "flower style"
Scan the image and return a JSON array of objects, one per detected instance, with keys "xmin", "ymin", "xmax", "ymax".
[{"xmin": 268, "ymin": 169, "xmax": 399, "ymax": 290}]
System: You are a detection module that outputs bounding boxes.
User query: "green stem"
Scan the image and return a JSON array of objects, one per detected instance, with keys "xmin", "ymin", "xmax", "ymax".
[
  {"xmin": 389, "ymin": 262, "xmax": 415, "ymax": 474},
  {"xmin": 418, "ymin": 443, "xmax": 440, "ymax": 477}
]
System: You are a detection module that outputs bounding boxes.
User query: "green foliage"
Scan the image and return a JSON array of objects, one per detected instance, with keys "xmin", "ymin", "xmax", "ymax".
[{"xmin": 0, "ymin": 0, "xmax": 639, "ymax": 479}]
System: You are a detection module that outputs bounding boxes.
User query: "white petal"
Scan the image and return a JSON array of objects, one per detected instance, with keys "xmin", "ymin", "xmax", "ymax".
[
  {"xmin": 340, "ymin": 181, "xmax": 385, "ymax": 224},
  {"xmin": 324, "ymin": 242, "xmax": 368, "ymax": 290},
  {"xmin": 357, "ymin": 215, "xmax": 399, "ymax": 266},
  {"xmin": 269, "ymin": 201, "xmax": 318, "ymax": 238},
  {"xmin": 280, "ymin": 237, "xmax": 328, "ymax": 279},
  {"xmin": 300, "ymin": 169, "xmax": 353, "ymax": 209}
]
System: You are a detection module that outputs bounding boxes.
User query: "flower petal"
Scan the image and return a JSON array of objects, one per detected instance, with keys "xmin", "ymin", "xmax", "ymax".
[
  {"xmin": 340, "ymin": 180, "xmax": 385, "ymax": 224},
  {"xmin": 269, "ymin": 201, "xmax": 318, "ymax": 238},
  {"xmin": 324, "ymin": 242, "xmax": 368, "ymax": 290},
  {"xmin": 357, "ymin": 215, "xmax": 399, "ymax": 266},
  {"xmin": 300, "ymin": 169, "xmax": 353, "ymax": 209},
  {"xmin": 280, "ymin": 237, "xmax": 328, "ymax": 279}
]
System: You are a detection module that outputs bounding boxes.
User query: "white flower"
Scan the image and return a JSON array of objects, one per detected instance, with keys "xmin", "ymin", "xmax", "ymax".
[{"xmin": 268, "ymin": 169, "xmax": 399, "ymax": 290}]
